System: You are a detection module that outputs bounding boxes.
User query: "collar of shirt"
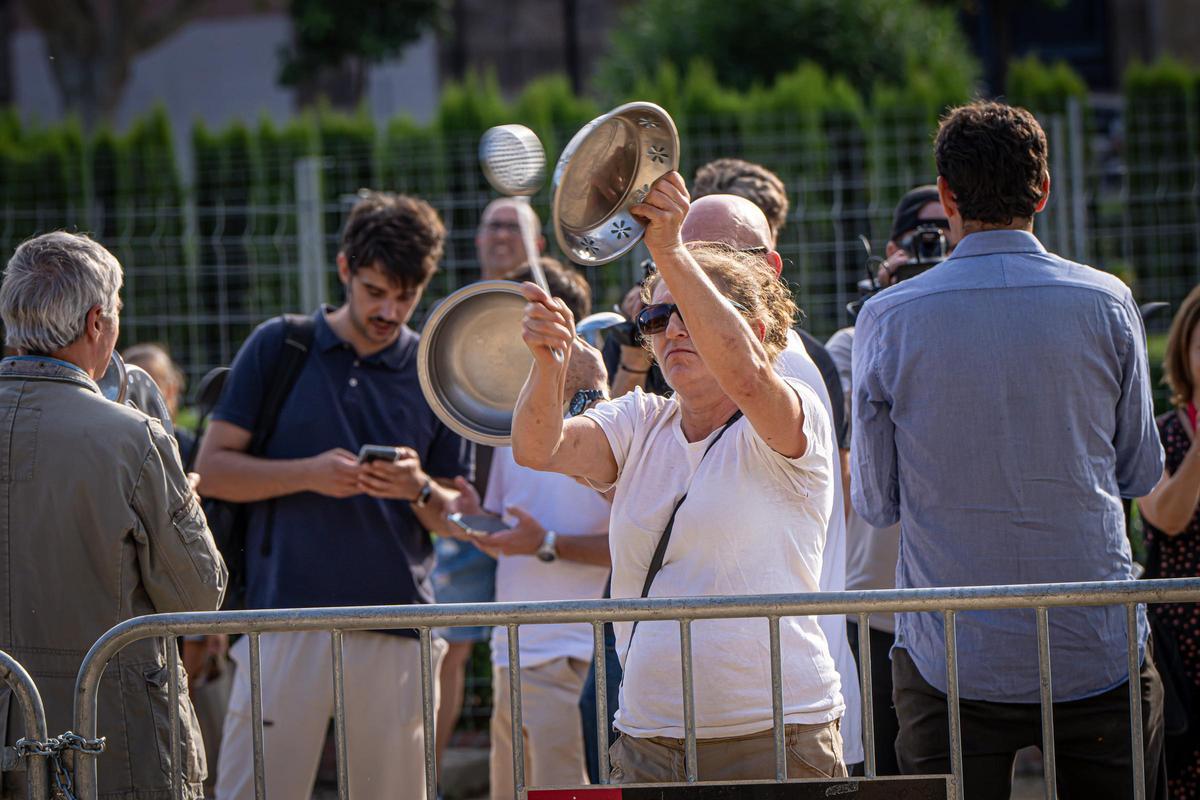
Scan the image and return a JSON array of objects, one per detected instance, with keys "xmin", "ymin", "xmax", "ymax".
[
  {"xmin": 945, "ymin": 229, "xmax": 1046, "ymax": 261},
  {"xmin": 0, "ymin": 355, "xmax": 100, "ymax": 393},
  {"xmin": 314, "ymin": 306, "xmax": 415, "ymax": 371}
]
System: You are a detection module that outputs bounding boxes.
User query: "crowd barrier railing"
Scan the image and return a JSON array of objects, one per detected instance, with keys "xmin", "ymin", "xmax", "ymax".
[
  {"xmin": 68, "ymin": 577, "xmax": 1200, "ymax": 800},
  {"xmin": 0, "ymin": 648, "xmax": 49, "ymax": 800}
]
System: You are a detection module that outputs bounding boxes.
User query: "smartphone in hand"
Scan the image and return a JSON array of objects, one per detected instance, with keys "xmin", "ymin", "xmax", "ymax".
[
  {"xmin": 446, "ymin": 512, "xmax": 510, "ymax": 539},
  {"xmin": 358, "ymin": 445, "xmax": 399, "ymax": 464}
]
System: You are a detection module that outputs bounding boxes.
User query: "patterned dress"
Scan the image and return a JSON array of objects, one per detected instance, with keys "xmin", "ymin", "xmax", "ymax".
[{"xmin": 1144, "ymin": 409, "xmax": 1200, "ymax": 798}]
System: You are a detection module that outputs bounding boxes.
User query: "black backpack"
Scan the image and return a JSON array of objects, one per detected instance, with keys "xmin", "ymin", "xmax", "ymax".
[{"xmin": 193, "ymin": 314, "xmax": 316, "ymax": 610}]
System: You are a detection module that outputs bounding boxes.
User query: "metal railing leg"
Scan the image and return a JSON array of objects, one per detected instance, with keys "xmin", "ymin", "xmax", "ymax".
[
  {"xmin": 1035, "ymin": 608, "xmax": 1057, "ymax": 800},
  {"xmin": 166, "ymin": 636, "xmax": 182, "ymax": 800},
  {"xmin": 330, "ymin": 630, "xmax": 349, "ymax": 800},
  {"xmin": 680, "ymin": 620, "xmax": 698, "ymax": 783},
  {"xmin": 768, "ymin": 616, "xmax": 785, "ymax": 782},
  {"xmin": 857, "ymin": 612, "xmax": 876, "ymax": 778},
  {"xmin": 248, "ymin": 633, "xmax": 267, "ymax": 800},
  {"xmin": 508, "ymin": 625, "xmax": 525, "ymax": 800},
  {"xmin": 1127, "ymin": 604, "xmax": 1146, "ymax": 800},
  {"xmin": 419, "ymin": 629, "xmax": 437, "ymax": 800},
  {"xmin": 592, "ymin": 622, "xmax": 609, "ymax": 784},
  {"xmin": 943, "ymin": 610, "xmax": 964, "ymax": 800}
]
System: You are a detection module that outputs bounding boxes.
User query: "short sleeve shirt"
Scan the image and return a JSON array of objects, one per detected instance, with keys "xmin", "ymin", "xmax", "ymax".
[
  {"xmin": 583, "ymin": 383, "xmax": 843, "ymax": 738},
  {"xmin": 214, "ymin": 308, "xmax": 473, "ymax": 620}
]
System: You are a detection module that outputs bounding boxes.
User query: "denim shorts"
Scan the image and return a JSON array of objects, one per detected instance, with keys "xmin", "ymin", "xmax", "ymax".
[{"xmin": 432, "ymin": 537, "xmax": 496, "ymax": 642}]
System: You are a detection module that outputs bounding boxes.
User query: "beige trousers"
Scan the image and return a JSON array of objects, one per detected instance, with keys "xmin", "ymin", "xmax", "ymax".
[
  {"xmin": 490, "ymin": 657, "xmax": 590, "ymax": 800},
  {"xmin": 608, "ymin": 719, "xmax": 846, "ymax": 784},
  {"xmin": 215, "ymin": 630, "xmax": 445, "ymax": 800}
]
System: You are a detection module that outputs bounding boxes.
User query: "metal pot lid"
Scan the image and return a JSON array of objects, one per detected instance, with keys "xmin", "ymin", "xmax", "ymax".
[
  {"xmin": 552, "ymin": 101, "xmax": 680, "ymax": 266},
  {"xmin": 417, "ymin": 281, "xmax": 533, "ymax": 447}
]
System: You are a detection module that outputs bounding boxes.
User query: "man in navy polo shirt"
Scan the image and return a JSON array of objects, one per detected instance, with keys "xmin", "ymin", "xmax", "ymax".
[{"xmin": 196, "ymin": 191, "xmax": 472, "ymax": 800}]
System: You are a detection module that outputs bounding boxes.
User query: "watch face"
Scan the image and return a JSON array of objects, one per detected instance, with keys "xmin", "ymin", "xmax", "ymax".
[{"xmin": 570, "ymin": 389, "xmax": 602, "ymax": 416}]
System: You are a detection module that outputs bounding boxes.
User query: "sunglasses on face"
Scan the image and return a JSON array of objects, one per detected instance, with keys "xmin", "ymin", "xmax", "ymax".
[{"xmin": 635, "ymin": 299, "xmax": 750, "ymax": 336}]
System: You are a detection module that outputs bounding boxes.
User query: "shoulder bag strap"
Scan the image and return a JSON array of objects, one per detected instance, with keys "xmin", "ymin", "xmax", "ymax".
[{"xmin": 638, "ymin": 410, "xmax": 743, "ymax": 599}]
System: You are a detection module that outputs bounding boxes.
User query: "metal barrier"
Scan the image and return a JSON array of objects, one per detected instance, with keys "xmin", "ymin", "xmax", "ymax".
[
  {"xmin": 69, "ymin": 577, "xmax": 1200, "ymax": 800},
  {"xmin": 0, "ymin": 649, "xmax": 49, "ymax": 800}
]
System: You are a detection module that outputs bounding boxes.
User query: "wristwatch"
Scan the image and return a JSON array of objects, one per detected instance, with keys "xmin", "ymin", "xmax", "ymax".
[
  {"xmin": 568, "ymin": 388, "xmax": 605, "ymax": 417},
  {"xmin": 536, "ymin": 530, "xmax": 558, "ymax": 563},
  {"xmin": 413, "ymin": 479, "xmax": 434, "ymax": 509}
]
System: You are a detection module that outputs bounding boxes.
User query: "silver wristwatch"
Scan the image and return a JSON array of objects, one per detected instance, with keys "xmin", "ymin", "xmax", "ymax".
[{"xmin": 536, "ymin": 530, "xmax": 558, "ymax": 563}]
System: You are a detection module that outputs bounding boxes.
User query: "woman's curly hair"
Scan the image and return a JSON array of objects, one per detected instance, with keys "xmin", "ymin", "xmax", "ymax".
[{"xmin": 642, "ymin": 243, "xmax": 796, "ymax": 361}]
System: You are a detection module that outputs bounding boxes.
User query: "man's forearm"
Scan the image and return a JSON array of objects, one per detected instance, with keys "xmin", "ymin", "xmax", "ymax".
[
  {"xmin": 411, "ymin": 479, "xmax": 459, "ymax": 534},
  {"xmin": 555, "ymin": 532, "xmax": 610, "ymax": 567},
  {"xmin": 196, "ymin": 450, "xmax": 314, "ymax": 502}
]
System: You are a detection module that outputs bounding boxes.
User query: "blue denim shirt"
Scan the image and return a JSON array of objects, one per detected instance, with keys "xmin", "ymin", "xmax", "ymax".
[{"xmin": 851, "ymin": 230, "xmax": 1163, "ymax": 702}]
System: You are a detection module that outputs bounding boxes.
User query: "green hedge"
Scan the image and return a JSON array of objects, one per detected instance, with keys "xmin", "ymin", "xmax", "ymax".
[
  {"xmin": 1122, "ymin": 57, "xmax": 1197, "ymax": 305},
  {"xmin": 0, "ymin": 56, "xmax": 1109, "ymax": 320}
]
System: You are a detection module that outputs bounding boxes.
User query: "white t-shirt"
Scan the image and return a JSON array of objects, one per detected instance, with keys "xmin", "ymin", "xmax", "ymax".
[
  {"xmin": 484, "ymin": 447, "xmax": 612, "ymax": 669},
  {"xmin": 777, "ymin": 329, "xmax": 864, "ymax": 762},
  {"xmin": 583, "ymin": 381, "xmax": 844, "ymax": 739},
  {"xmin": 826, "ymin": 327, "xmax": 900, "ymax": 634}
]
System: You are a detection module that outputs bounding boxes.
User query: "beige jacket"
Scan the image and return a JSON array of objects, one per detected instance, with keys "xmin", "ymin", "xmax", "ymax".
[{"xmin": 0, "ymin": 356, "xmax": 226, "ymax": 799}]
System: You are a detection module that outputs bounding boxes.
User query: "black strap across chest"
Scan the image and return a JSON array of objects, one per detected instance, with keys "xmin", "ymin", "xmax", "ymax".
[{"xmin": 638, "ymin": 410, "xmax": 743, "ymax": 599}]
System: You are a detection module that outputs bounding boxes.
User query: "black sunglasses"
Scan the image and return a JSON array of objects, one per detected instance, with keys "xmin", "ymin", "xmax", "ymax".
[{"xmin": 636, "ymin": 299, "xmax": 750, "ymax": 336}]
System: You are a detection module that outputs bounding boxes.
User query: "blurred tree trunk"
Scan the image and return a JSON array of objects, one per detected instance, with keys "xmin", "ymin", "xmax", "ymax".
[
  {"xmin": 294, "ymin": 58, "xmax": 368, "ymax": 111},
  {"xmin": 18, "ymin": 0, "xmax": 205, "ymax": 127}
]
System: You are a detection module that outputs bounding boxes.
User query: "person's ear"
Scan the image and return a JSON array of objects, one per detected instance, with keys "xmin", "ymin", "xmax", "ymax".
[
  {"xmin": 336, "ymin": 253, "xmax": 351, "ymax": 285},
  {"xmin": 936, "ymin": 176, "xmax": 959, "ymax": 222},
  {"xmin": 85, "ymin": 305, "xmax": 105, "ymax": 341},
  {"xmin": 1034, "ymin": 173, "xmax": 1051, "ymax": 213},
  {"xmin": 767, "ymin": 251, "xmax": 783, "ymax": 277}
]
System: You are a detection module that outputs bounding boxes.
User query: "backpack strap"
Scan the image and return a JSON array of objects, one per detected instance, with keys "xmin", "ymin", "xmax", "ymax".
[
  {"xmin": 249, "ymin": 314, "xmax": 316, "ymax": 456},
  {"xmin": 251, "ymin": 314, "xmax": 316, "ymax": 560}
]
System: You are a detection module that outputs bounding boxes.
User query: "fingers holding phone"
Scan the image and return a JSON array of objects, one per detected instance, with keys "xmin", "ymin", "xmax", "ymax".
[{"xmin": 357, "ymin": 444, "xmax": 429, "ymax": 500}]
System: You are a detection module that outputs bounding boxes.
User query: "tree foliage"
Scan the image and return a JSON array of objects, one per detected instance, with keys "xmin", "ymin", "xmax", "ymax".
[
  {"xmin": 280, "ymin": 0, "xmax": 447, "ymax": 108},
  {"xmin": 597, "ymin": 0, "xmax": 978, "ymax": 101}
]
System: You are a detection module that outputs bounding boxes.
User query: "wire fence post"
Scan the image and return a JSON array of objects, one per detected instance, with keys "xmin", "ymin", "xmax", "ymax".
[{"xmin": 295, "ymin": 156, "xmax": 326, "ymax": 313}]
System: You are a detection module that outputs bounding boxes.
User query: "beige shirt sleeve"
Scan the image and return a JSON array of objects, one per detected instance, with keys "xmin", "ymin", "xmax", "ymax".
[{"xmin": 130, "ymin": 419, "xmax": 228, "ymax": 612}]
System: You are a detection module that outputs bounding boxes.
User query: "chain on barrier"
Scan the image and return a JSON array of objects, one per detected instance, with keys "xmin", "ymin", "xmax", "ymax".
[{"xmin": 14, "ymin": 733, "xmax": 105, "ymax": 800}]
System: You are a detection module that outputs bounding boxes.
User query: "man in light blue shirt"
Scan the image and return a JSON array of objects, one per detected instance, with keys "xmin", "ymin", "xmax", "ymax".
[{"xmin": 852, "ymin": 101, "xmax": 1166, "ymax": 799}]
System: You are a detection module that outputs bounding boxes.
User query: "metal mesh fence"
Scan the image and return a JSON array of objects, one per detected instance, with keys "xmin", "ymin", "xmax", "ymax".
[{"xmin": 0, "ymin": 101, "xmax": 1195, "ymax": 402}]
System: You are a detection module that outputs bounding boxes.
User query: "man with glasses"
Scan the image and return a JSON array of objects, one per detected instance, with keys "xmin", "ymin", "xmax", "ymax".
[
  {"xmin": 476, "ymin": 198, "xmax": 545, "ymax": 281},
  {"xmin": 433, "ymin": 196, "xmax": 549, "ymax": 780}
]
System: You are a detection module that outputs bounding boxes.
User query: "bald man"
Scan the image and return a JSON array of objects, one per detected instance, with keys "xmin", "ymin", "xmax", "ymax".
[
  {"xmin": 476, "ymin": 198, "xmax": 546, "ymax": 281},
  {"xmin": 678, "ymin": 194, "xmax": 864, "ymax": 771}
]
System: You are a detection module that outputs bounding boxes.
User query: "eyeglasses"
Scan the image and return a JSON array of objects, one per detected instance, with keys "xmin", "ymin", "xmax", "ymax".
[
  {"xmin": 635, "ymin": 299, "xmax": 750, "ymax": 336},
  {"xmin": 484, "ymin": 221, "xmax": 521, "ymax": 235}
]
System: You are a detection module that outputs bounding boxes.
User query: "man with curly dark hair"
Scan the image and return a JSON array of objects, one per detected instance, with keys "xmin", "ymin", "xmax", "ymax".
[
  {"xmin": 197, "ymin": 191, "xmax": 473, "ymax": 800},
  {"xmin": 852, "ymin": 101, "xmax": 1167, "ymax": 798},
  {"xmin": 692, "ymin": 157, "xmax": 789, "ymax": 241}
]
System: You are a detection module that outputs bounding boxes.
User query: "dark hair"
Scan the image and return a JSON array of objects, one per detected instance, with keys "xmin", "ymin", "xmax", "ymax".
[
  {"xmin": 692, "ymin": 158, "xmax": 789, "ymax": 241},
  {"xmin": 934, "ymin": 101, "xmax": 1048, "ymax": 226},
  {"xmin": 1165, "ymin": 284, "xmax": 1200, "ymax": 408},
  {"xmin": 340, "ymin": 191, "xmax": 445, "ymax": 290},
  {"xmin": 505, "ymin": 258, "xmax": 592, "ymax": 321}
]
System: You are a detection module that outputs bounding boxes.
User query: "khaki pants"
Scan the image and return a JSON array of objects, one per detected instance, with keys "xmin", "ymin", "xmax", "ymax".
[
  {"xmin": 608, "ymin": 719, "xmax": 846, "ymax": 784},
  {"xmin": 216, "ymin": 631, "xmax": 445, "ymax": 800},
  {"xmin": 490, "ymin": 657, "xmax": 590, "ymax": 800}
]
